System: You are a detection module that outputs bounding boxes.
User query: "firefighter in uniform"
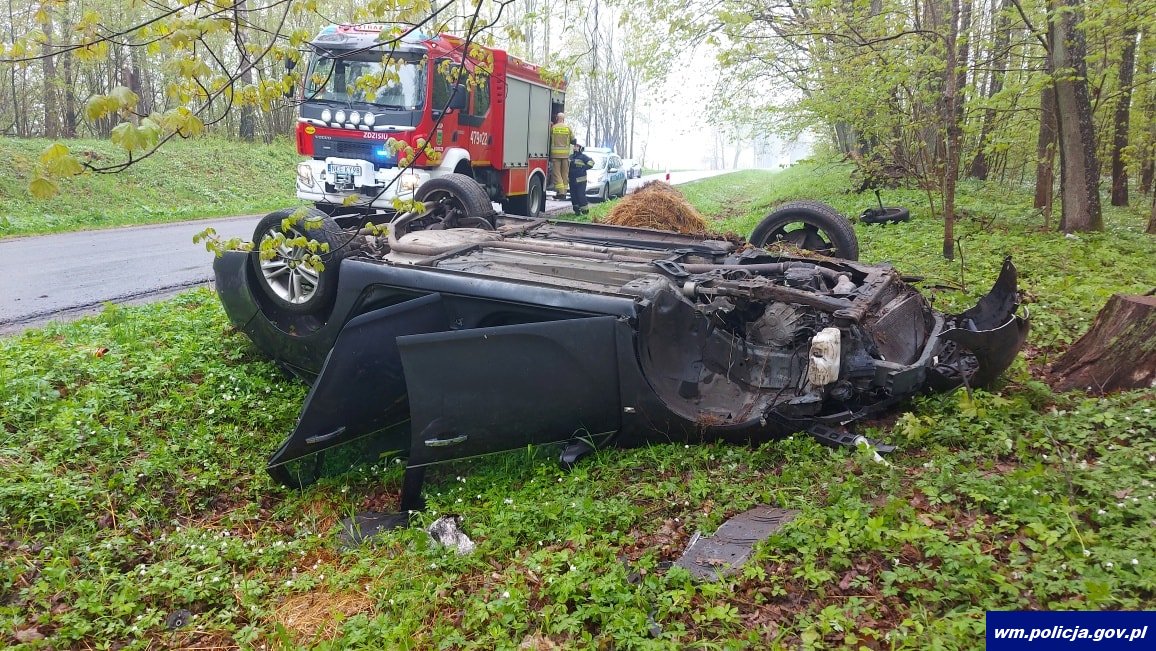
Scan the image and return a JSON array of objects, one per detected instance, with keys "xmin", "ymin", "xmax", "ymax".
[
  {"xmin": 549, "ymin": 112, "xmax": 573, "ymax": 200},
  {"xmin": 568, "ymin": 140, "xmax": 594, "ymax": 215}
]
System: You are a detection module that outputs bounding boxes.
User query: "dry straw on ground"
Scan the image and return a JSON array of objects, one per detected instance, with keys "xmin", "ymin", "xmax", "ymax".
[
  {"xmin": 598, "ymin": 181, "xmax": 711, "ymax": 235},
  {"xmin": 271, "ymin": 591, "xmax": 374, "ymax": 643}
]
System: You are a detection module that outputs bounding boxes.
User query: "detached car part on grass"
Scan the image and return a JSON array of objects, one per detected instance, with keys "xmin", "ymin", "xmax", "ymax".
[{"xmin": 214, "ymin": 196, "xmax": 1028, "ymax": 526}]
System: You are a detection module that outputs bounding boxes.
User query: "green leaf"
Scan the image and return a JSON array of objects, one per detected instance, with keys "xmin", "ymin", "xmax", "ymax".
[
  {"xmin": 39, "ymin": 143, "xmax": 84, "ymax": 177},
  {"xmin": 28, "ymin": 176, "xmax": 59, "ymax": 199},
  {"xmin": 109, "ymin": 86, "xmax": 139, "ymax": 110},
  {"xmin": 84, "ymin": 95, "xmax": 118, "ymax": 121},
  {"xmin": 110, "ymin": 122, "xmax": 156, "ymax": 153},
  {"xmin": 173, "ymin": 111, "xmax": 204, "ymax": 137},
  {"xmin": 38, "ymin": 143, "xmax": 71, "ymax": 166}
]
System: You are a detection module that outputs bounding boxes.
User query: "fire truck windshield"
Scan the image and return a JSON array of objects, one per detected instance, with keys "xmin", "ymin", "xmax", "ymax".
[{"xmin": 305, "ymin": 51, "xmax": 425, "ymax": 109}]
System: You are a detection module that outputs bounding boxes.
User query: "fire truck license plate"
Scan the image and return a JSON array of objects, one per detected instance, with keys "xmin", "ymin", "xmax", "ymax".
[{"xmin": 328, "ymin": 164, "xmax": 360, "ymax": 176}]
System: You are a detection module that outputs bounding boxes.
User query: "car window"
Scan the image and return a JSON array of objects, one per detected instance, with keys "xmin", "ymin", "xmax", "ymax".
[
  {"xmin": 610, "ymin": 156, "xmax": 621, "ymax": 170},
  {"xmin": 589, "ymin": 152, "xmax": 608, "ymax": 169}
]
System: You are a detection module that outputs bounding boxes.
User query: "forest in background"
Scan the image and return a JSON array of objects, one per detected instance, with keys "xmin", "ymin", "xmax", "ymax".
[{"xmin": 0, "ymin": 1, "xmax": 646, "ymax": 172}]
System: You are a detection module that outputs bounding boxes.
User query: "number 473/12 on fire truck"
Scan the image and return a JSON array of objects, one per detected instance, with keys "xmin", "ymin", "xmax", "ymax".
[{"xmin": 292, "ymin": 25, "xmax": 565, "ymax": 221}]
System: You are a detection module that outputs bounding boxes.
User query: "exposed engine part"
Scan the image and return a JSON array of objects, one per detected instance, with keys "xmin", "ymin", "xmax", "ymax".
[
  {"xmin": 830, "ymin": 380, "xmax": 854, "ymax": 400},
  {"xmin": 833, "ymin": 274, "xmax": 856, "ymax": 294},
  {"xmin": 749, "ymin": 303, "xmax": 811, "ymax": 347},
  {"xmin": 784, "ymin": 266, "xmax": 824, "ymax": 291}
]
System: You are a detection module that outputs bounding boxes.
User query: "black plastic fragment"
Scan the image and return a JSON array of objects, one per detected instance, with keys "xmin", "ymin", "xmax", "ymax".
[
  {"xmin": 673, "ymin": 505, "xmax": 799, "ymax": 580},
  {"xmin": 338, "ymin": 511, "xmax": 413, "ymax": 546},
  {"xmin": 806, "ymin": 424, "xmax": 896, "ymax": 453},
  {"xmin": 165, "ymin": 609, "xmax": 191, "ymax": 630}
]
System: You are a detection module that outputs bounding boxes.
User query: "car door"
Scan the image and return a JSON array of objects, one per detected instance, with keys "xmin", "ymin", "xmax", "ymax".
[
  {"xmin": 397, "ymin": 316, "xmax": 623, "ymax": 466},
  {"xmin": 610, "ymin": 156, "xmax": 626, "ymax": 196}
]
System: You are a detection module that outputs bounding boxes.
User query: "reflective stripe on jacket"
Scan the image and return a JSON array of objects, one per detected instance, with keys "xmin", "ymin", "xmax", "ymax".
[
  {"xmin": 569, "ymin": 152, "xmax": 593, "ymax": 183},
  {"xmin": 550, "ymin": 124, "xmax": 573, "ymax": 158}
]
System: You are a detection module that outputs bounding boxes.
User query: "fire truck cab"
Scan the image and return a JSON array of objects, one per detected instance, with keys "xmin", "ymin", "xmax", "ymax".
[{"xmin": 293, "ymin": 26, "xmax": 564, "ymax": 221}]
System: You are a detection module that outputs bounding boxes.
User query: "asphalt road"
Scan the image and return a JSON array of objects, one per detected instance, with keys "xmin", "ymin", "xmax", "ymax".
[{"xmin": 0, "ymin": 170, "xmax": 727, "ymax": 335}]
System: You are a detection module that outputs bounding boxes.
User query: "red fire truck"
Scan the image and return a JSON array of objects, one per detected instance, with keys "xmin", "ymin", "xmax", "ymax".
[{"xmin": 293, "ymin": 25, "xmax": 565, "ymax": 221}]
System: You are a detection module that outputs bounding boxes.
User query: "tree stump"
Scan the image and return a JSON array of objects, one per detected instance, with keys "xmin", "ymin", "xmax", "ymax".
[{"xmin": 1050, "ymin": 294, "xmax": 1156, "ymax": 393}]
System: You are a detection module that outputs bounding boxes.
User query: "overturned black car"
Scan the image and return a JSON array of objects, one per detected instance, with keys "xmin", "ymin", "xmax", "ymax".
[{"xmin": 213, "ymin": 185, "xmax": 1028, "ymax": 524}]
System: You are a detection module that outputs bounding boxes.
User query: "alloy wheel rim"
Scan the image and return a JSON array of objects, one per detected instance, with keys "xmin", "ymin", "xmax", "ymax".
[{"xmin": 259, "ymin": 231, "xmax": 319, "ymax": 304}]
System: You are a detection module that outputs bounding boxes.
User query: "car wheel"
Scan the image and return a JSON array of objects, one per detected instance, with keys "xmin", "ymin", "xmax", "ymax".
[
  {"xmin": 502, "ymin": 174, "xmax": 544, "ymax": 219},
  {"xmin": 251, "ymin": 207, "xmax": 348, "ymax": 315},
  {"xmin": 415, "ymin": 173, "xmax": 497, "ymax": 229},
  {"xmin": 749, "ymin": 200, "xmax": 860, "ymax": 260}
]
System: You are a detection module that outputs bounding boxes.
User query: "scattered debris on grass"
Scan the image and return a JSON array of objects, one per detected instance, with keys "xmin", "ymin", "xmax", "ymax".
[
  {"xmin": 674, "ymin": 505, "xmax": 799, "ymax": 580},
  {"xmin": 427, "ymin": 515, "xmax": 476, "ymax": 555}
]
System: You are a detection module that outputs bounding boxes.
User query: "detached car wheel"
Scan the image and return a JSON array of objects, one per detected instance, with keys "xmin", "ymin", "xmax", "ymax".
[
  {"xmin": 749, "ymin": 200, "xmax": 860, "ymax": 261},
  {"xmin": 251, "ymin": 207, "xmax": 347, "ymax": 315}
]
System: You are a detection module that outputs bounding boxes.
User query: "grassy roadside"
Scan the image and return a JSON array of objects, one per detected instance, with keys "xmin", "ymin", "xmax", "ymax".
[
  {"xmin": 2, "ymin": 163, "xmax": 1154, "ymax": 649},
  {"xmin": 0, "ymin": 137, "xmax": 299, "ymax": 238}
]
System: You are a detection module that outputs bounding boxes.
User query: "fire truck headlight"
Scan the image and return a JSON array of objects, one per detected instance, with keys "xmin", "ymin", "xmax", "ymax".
[
  {"xmin": 296, "ymin": 163, "xmax": 315, "ymax": 188},
  {"xmin": 320, "ymin": 109, "xmax": 332, "ymax": 122},
  {"xmin": 335, "ymin": 110, "xmax": 346, "ymax": 124},
  {"xmin": 399, "ymin": 173, "xmax": 419, "ymax": 192},
  {"xmin": 364, "ymin": 112, "xmax": 376, "ymax": 126},
  {"xmin": 350, "ymin": 111, "xmax": 361, "ymax": 124}
]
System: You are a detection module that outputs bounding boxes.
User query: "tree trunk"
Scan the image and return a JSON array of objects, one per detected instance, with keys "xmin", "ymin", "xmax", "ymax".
[
  {"xmin": 7, "ymin": 0, "xmax": 26, "ymax": 136},
  {"xmin": 1149, "ymin": 191, "xmax": 1156, "ymax": 233},
  {"xmin": 59, "ymin": 4, "xmax": 77, "ymax": 138},
  {"xmin": 1050, "ymin": 294, "xmax": 1156, "ymax": 393},
  {"xmin": 120, "ymin": 47, "xmax": 143, "ymax": 125},
  {"xmin": 969, "ymin": 0, "xmax": 1011, "ymax": 180},
  {"xmin": 1034, "ymin": 85, "xmax": 1058, "ymax": 222},
  {"xmin": 1048, "ymin": 0, "xmax": 1103, "ymax": 232},
  {"xmin": 943, "ymin": 0, "xmax": 961, "ymax": 260},
  {"xmin": 42, "ymin": 7, "xmax": 59, "ymax": 138},
  {"xmin": 1110, "ymin": 27, "xmax": 1138, "ymax": 206},
  {"xmin": 954, "ymin": 0, "xmax": 972, "ymax": 127},
  {"xmin": 235, "ymin": 2, "xmax": 256, "ymax": 141},
  {"xmin": 1141, "ymin": 55, "xmax": 1155, "ymax": 195}
]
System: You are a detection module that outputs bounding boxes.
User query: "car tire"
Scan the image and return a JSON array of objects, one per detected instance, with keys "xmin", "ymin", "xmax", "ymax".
[
  {"xmin": 251, "ymin": 207, "xmax": 348, "ymax": 315},
  {"xmin": 749, "ymin": 200, "xmax": 860, "ymax": 261},
  {"xmin": 502, "ymin": 174, "xmax": 544, "ymax": 219},
  {"xmin": 415, "ymin": 173, "xmax": 497, "ymax": 227}
]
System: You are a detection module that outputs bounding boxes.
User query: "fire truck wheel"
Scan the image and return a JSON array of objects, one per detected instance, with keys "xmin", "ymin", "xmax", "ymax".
[
  {"xmin": 503, "ymin": 175, "xmax": 544, "ymax": 219},
  {"xmin": 250, "ymin": 207, "xmax": 348, "ymax": 315},
  {"xmin": 749, "ymin": 200, "xmax": 860, "ymax": 261},
  {"xmin": 415, "ymin": 173, "xmax": 497, "ymax": 228}
]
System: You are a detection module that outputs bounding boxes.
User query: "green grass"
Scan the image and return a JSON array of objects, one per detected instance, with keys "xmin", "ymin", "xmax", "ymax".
[
  {"xmin": 0, "ymin": 137, "xmax": 300, "ymax": 237},
  {"xmin": 2, "ymin": 162, "xmax": 1155, "ymax": 649}
]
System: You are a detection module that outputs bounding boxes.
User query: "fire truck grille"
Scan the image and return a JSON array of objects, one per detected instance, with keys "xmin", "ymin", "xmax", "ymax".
[{"xmin": 316, "ymin": 139, "xmax": 392, "ymax": 164}]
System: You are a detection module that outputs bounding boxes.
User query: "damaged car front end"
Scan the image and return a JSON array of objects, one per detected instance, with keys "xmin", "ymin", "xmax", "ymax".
[{"xmin": 213, "ymin": 204, "xmax": 1029, "ymax": 524}]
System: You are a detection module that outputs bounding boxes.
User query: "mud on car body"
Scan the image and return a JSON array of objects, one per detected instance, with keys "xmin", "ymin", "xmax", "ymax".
[{"xmin": 214, "ymin": 199, "xmax": 1029, "ymax": 524}]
